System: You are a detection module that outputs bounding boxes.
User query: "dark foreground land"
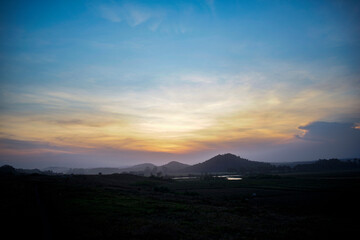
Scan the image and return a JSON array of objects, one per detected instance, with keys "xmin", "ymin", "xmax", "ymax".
[{"xmin": 2, "ymin": 171, "xmax": 360, "ymax": 240}]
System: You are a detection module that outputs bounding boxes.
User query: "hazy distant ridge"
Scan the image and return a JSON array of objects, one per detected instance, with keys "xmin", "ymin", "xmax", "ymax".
[
  {"xmin": 44, "ymin": 161, "xmax": 190, "ymax": 175},
  {"xmin": 3, "ymin": 154, "xmax": 359, "ymax": 176}
]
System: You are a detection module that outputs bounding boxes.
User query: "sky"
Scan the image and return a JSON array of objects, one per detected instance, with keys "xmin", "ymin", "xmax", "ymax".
[{"xmin": 0, "ymin": 0, "xmax": 359, "ymax": 168}]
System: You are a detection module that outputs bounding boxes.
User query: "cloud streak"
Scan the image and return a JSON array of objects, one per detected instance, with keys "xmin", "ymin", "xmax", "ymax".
[
  {"xmin": 1, "ymin": 64, "xmax": 358, "ymax": 159},
  {"xmin": 97, "ymin": 2, "xmax": 166, "ymax": 30},
  {"xmin": 98, "ymin": 5, "xmax": 122, "ymax": 22}
]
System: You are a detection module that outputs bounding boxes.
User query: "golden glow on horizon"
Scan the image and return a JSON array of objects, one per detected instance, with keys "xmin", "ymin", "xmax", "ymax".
[{"xmin": 1, "ymin": 74, "xmax": 358, "ymax": 156}]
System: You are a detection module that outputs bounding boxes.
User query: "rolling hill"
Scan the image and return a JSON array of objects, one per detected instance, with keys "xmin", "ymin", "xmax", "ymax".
[
  {"xmin": 159, "ymin": 161, "xmax": 190, "ymax": 173},
  {"xmin": 181, "ymin": 153, "xmax": 275, "ymax": 173}
]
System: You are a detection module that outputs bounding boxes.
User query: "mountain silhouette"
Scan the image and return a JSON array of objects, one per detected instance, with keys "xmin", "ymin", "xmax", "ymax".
[
  {"xmin": 181, "ymin": 153, "xmax": 274, "ymax": 173},
  {"xmin": 2, "ymin": 155, "xmax": 359, "ymax": 176},
  {"xmin": 159, "ymin": 161, "xmax": 190, "ymax": 172}
]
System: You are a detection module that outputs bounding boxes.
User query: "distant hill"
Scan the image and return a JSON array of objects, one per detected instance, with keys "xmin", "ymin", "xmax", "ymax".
[
  {"xmin": 181, "ymin": 153, "xmax": 275, "ymax": 173},
  {"xmin": 118, "ymin": 163, "xmax": 157, "ymax": 173},
  {"xmin": 0, "ymin": 165, "xmax": 17, "ymax": 175},
  {"xmin": 68, "ymin": 167, "xmax": 123, "ymax": 175},
  {"xmin": 67, "ymin": 163, "xmax": 157, "ymax": 175},
  {"xmin": 159, "ymin": 161, "xmax": 190, "ymax": 173},
  {"xmin": 41, "ymin": 162, "xmax": 187, "ymax": 176},
  {"xmin": 16, "ymin": 168, "xmax": 44, "ymax": 174},
  {"xmin": 43, "ymin": 167, "xmax": 71, "ymax": 174}
]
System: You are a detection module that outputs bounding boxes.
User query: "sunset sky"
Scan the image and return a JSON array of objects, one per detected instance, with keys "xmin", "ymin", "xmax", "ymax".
[{"xmin": 1, "ymin": 0, "xmax": 359, "ymax": 168}]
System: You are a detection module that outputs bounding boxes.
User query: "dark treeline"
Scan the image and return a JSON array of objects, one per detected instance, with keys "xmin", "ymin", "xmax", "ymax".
[
  {"xmin": 293, "ymin": 158, "xmax": 360, "ymax": 172},
  {"xmin": 0, "ymin": 165, "xmax": 60, "ymax": 176}
]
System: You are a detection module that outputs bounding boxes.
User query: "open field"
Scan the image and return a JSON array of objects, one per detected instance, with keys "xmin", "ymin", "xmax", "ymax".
[{"xmin": 2, "ymin": 171, "xmax": 360, "ymax": 240}]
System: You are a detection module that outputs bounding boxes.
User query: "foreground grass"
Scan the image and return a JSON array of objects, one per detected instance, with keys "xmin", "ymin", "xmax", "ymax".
[{"xmin": 1, "ymin": 171, "xmax": 359, "ymax": 240}]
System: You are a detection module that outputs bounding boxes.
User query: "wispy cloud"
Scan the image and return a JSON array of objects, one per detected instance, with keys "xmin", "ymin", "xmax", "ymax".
[
  {"xmin": 0, "ymin": 138, "xmax": 74, "ymax": 155},
  {"xmin": 124, "ymin": 3, "xmax": 153, "ymax": 26},
  {"xmin": 97, "ymin": 2, "xmax": 166, "ymax": 30},
  {"xmin": 205, "ymin": 0, "xmax": 216, "ymax": 15},
  {"xmin": 1, "ymin": 63, "xmax": 358, "ymax": 155},
  {"xmin": 94, "ymin": 2, "xmax": 198, "ymax": 33},
  {"xmin": 98, "ymin": 5, "xmax": 122, "ymax": 22}
]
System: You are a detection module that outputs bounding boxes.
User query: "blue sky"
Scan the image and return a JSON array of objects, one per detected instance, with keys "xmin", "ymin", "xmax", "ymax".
[{"xmin": 0, "ymin": 0, "xmax": 359, "ymax": 168}]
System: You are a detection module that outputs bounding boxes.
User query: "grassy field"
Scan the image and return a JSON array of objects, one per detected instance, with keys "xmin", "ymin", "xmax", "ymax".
[{"xmin": 1, "ymin": 171, "xmax": 360, "ymax": 240}]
